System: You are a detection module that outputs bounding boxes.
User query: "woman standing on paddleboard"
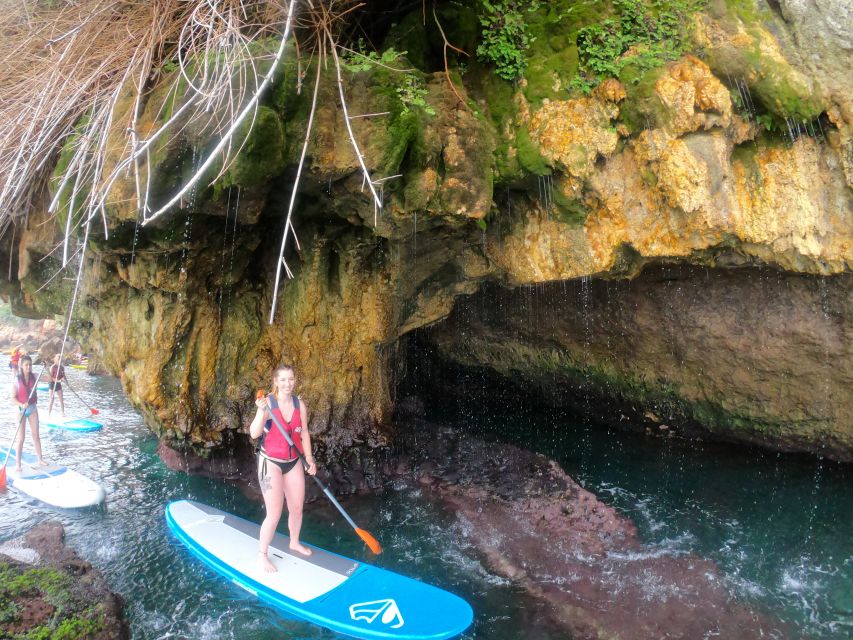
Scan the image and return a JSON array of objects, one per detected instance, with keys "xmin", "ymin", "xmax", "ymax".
[
  {"xmin": 10, "ymin": 355, "xmax": 45, "ymax": 471},
  {"xmin": 48, "ymin": 353, "xmax": 66, "ymax": 417},
  {"xmin": 249, "ymin": 365, "xmax": 318, "ymax": 573}
]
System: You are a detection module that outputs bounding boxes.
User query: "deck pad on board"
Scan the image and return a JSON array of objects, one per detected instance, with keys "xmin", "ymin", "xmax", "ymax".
[
  {"xmin": 166, "ymin": 500, "xmax": 473, "ymax": 640},
  {"xmin": 1, "ymin": 447, "xmax": 106, "ymax": 508}
]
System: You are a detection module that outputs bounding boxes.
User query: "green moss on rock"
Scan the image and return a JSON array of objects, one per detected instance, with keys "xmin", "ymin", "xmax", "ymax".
[
  {"xmin": 0, "ymin": 564, "xmax": 108, "ymax": 640},
  {"xmin": 522, "ymin": 0, "xmax": 607, "ymax": 104},
  {"xmin": 550, "ymin": 187, "xmax": 588, "ymax": 225},
  {"xmin": 212, "ymin": 105, "xmax": 285, "ymax": 195},
  {"xmin": 617, "ymin": 64, "xmax": 668, "ymax": 133},
  {"xmin": 515, "ymin": 126, "xmax": 551, "ymax": 176}
]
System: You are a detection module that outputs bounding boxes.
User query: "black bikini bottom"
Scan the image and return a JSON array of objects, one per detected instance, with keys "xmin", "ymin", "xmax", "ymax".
[{"xmin": 259, "ymin": 452, "xmax": 299, "ymax": 477}]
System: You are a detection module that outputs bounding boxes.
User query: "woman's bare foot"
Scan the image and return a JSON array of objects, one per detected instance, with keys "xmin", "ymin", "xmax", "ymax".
[
  {"xmin": 258, "ymin": 551, "xmax": 277, "ymax": 573},
  {"xmin": 289, "ymin": 542, "xmax": 312, "ymax": 557}
]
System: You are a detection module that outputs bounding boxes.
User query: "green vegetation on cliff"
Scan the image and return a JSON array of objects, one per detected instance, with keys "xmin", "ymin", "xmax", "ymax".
[
  {"xmin": 572, "ymin": 0, "xmax": 705, "ymax": 94},
  {"xmin": 0, "ymin": 564, "xmax": 106, "ymax": 640}
]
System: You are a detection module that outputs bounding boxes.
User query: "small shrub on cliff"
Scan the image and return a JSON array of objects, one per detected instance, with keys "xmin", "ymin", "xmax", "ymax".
[
  {"xmin": 341, "ymin": 43, "xmax": 435, "ymax": 116},
  {"xmin": 572, "ymin": 0, "xmax": 705, "ymax": 93},
  {"xmin": 476, "ymin": 0, "xmax": 541, "ymax": 81}
]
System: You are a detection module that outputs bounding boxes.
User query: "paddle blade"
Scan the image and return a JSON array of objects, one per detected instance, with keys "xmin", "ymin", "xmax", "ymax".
[
  {"xmin": 256, "ymin": 389, "xmax": 265, "ymax": 400},
  {"xmin": 0, "ymin": 466, "xmax": 6, "ymax": 490},
  {"xmin": 89, "ymin": 408, "xmax": 100, "ymax": 415},
  {"xmin": 356, "ymin": 528, "xmax": 382, "ymax": 555}
]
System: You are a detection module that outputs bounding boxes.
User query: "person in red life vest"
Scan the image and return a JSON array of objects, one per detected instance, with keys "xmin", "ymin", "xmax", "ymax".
[
  {"xmin": 47, "ymin": 353, "xmax": 66, "ymax": 417},
  {"xmin": 10, "ymin": 355, "xmax": 45, "ymax": 471},
  {"xmin": 9, "ymin": 344, "xmax": 24, "ymax": 372},
  {"xmin": 249, "ymin": 364, "xmax": 318, "ymax": 573}
]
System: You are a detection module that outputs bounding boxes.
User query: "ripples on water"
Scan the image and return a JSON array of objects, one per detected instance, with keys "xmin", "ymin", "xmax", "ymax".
[
  {"xmin": 0, "ymin": 363, "xmax": 527, "ymax": 639},
  {"xmin": 1, "ymin": 361, "xmax": 851, "ymax": 639},
  {"xmin": 451, "ymin": 405, "xmax": 853, "ymax": 640}
]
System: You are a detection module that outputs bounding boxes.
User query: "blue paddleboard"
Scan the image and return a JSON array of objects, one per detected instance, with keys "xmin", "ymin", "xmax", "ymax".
[
  {"xmin": 38, "ymin": 409, "xmax": 102, "ymax": 432},
  {"xmin": 166, "ymin": 500, "xmax": 473, "ymax": 640},
  {"xmin": 1, "ymin": 447, "xmax": 106, "ymax": 508},
  {"xmin": 37, "ymin": 383, "xmax": 49, "ymax": 392}
]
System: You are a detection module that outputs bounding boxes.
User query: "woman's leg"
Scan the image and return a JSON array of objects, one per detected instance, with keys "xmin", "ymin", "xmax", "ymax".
[
  {"xmin": 257, "ymin": 457, "xmax": 284, "ymax": 572},
  {"xmin": 58, "ymin": 388, "xmax": 65, "ymax": 416},
  {"xmin": 282, "ymin": 462, "xmax": 311, "ymax": 555},
  {"xmin": 29, "ymin": 411, "xmax": 44, "ymax": 465},
  {"xmin": 48, "ymin": 388, "xmax": 55, "ymax": 414}
]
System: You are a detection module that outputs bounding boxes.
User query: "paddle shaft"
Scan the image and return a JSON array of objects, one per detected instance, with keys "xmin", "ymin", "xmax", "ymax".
[
  {"xmin": 62, "ymin": 374, "xmax": 96, "ymax": 414},
  {"xmin": 261, "ymin": 400, "xmax": 360, "ymax": 532},
  {"xmin": 2, "ymin": 365, "xmax": 46, "ymax": 469}
]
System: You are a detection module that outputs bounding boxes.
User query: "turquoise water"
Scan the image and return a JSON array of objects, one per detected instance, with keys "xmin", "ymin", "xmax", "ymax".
[
  {"xmin": 444, "ymin": 399, "xmax": 853, "ymax": 640},
  {"xmin": 1, "ymin": 363, "xmax": 851, "ymax": 639},
  {"xmin": 0, "ymin": 366, "xmax": 538, "ymax": 639}
]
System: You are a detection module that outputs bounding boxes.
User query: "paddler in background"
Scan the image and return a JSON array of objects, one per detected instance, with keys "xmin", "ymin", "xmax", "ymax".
[
  {"xmin": 47, "ymin": 353, "xmax": 66, "ymax": 417},
  {"xmin": 9, "ymin": 344, "xmax": 24, "ymax": 373},
  {"xmin": 249, "ymin": 364, "xmax": 318, "ymax": 573},
  {"xmin": 10, "ymin": 355, "xmax": 45, "ymax": 471}
]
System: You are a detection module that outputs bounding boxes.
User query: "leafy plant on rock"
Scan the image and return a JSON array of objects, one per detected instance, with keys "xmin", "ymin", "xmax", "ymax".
[
  {"xmin": 476, "ymin": 0, "xmax": 541, "ymax": 81},
  {"xmin": 572, "ymin": 0, "xmax": 705, "ymax": 93}
]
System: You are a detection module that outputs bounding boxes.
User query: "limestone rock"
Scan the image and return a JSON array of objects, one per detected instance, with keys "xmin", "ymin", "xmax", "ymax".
[
  {"xmin": 654, "ymin": 56, "xmax": 732, "ymax": 135},
  {"xmin": 3, "ymin": 2, "xmax": 851, "ymax": 466},
  {"xmin": 529, "ymin": 97, "xmax": 620, "ymax": 179}
]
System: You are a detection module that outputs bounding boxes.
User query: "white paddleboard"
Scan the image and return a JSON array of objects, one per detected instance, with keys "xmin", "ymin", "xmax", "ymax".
[
  {"xmin": 1, "ymin": 447, "xmax": 105, "ymax": 508},
  {"xmin": 167, "ymin": 500, "xmax": 473, "ymax": 639}
]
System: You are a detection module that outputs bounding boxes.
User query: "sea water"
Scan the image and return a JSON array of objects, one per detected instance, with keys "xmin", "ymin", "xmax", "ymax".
[{"xmin": 1, "ymin": 362, "xmax": 850, "ymax": 638}]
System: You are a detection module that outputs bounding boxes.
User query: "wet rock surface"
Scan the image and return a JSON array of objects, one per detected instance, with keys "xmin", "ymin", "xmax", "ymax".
[
  {"xmin": 0, "ymin": 521, "xmax": 129, "ymax": 640},
  {"xmin": 3, "ymin": 1, "xmax": 850, "ymax": 467},
  {"xmin": 388, "ymin": 417, "xmax": 791, "ymax": 639},
  {"xmin": 422, "ymin": 265, "xmax": 853, "ymax": 461}
]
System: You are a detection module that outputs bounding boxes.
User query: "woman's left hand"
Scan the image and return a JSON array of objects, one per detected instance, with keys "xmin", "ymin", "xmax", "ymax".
[{"xmin": 305, "ymin": 460, "xmax": 317, "ymax": 476}]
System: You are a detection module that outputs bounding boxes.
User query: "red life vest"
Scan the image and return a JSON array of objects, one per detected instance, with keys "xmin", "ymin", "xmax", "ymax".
[
  {"xmin": 15, "ymin": 374, "xmax": 37, "ymax": 405},
  {"xmin": 261, "ymin": 394, "xmax": 304, "ymax": 460}
]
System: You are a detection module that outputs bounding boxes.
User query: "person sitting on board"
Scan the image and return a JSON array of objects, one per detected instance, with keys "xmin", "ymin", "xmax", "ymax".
[
  {"xmin": 249, "ymin": 364, "xmax": 318, "ymax": 573},
  {"xmin": 9, "ymin": 344, "xmax": 24, "ymax": 373},
  {"xmin": 47, "ymin": 353, "xmax": 66, "ymax": 417},
  {"xmin": 11, "ymin": 355, "xmax": 45, "ymax": 471}
]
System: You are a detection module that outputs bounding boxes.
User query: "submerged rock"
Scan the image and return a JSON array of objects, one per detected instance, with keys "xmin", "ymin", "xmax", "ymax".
[
  {"xmin": 0, "ymin": 522, "xmax": 129, "ymax": 640},
  {"xmin": 389, "ymin": 418, "xmax": 790, "ymax": 639}
]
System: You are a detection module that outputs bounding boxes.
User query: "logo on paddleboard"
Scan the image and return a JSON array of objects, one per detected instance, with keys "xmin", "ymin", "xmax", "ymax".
[{"xmin": 349, "ymin": 598, "xmax": 405, "ymax": 629}]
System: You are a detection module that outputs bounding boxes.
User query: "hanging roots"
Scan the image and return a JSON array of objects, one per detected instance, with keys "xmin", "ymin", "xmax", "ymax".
[
  {"xmin": 0, "ymin": 1, "xmax": 352, "ymax": 245},
  {"xmin": 0, "ymin": 0, "xmax": 397, "ymax": 325}
]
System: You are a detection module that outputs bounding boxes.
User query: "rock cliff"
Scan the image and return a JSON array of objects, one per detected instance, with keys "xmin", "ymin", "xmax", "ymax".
[{"xmin": 2, "ymin": 0, "xmax": 851, "ymax": 468}]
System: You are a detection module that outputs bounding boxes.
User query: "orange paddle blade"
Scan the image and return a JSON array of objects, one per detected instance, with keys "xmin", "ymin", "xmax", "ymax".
[
  {"xmin": 256, "ymin": 389, "xmax": 265, "ymax": 400},
  {"xmin": 0, "ymin": 466, "xmax": 6, "ymax": 490},
  {"xmin": 356, "ymin": 528, "xmax": 382, "ymax": 555}
]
